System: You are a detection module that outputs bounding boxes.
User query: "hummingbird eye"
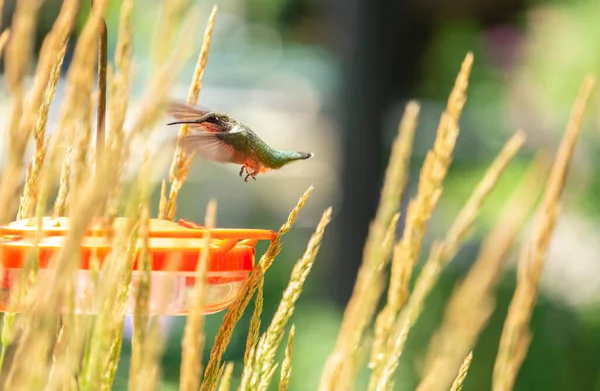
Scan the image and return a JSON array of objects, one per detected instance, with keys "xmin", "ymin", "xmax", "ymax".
[{"xmin": 201, "ymin": 113, "xmax": 219, "ymax": 124}]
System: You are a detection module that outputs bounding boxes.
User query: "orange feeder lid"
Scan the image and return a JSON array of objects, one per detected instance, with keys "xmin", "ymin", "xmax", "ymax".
[{"xmin": 0, "ymin": 217, "xmax": 276, "ymax": 273}]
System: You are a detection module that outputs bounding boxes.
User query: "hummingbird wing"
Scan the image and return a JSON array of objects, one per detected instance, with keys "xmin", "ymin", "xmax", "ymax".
[
  {"xmin": 167, "ymin": 101, "xmax": 212, "ymax": 128},
  {"xmin": 179, "ymin": 132, "xmax": 246, "ymax": 164}
]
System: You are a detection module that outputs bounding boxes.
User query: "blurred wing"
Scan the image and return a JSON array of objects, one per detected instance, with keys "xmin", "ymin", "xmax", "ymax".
[
  {"xmin": 168, "ymin": 101, "xmax": 212, "ymax": 126},
  {"xmin": 179, "ymin": 132, "xmax": 244, "ymax": 164}
]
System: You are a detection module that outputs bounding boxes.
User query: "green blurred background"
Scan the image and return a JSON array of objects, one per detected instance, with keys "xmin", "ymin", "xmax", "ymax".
[{"xmin": 4, "ymin": 0, "xmax": 600, "ymax": 389}]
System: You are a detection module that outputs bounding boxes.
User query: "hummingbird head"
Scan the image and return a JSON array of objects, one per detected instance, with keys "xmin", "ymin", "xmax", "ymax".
[
  {"xmin": 167, "ymin": 111, "xmax": 237, "ymax": 133},
  {"xmin": 192, "ymin": 112, "xmax": 238, "ymax": 133}
]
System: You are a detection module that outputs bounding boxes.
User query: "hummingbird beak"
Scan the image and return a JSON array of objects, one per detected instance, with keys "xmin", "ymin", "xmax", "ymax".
[
  {"xmin": 167, "ymin": 112, "xmax": 215, "ymax": 126},
  {"xmin": 167, "ymin": 120, "xmax": 201, "ymax": 126}
]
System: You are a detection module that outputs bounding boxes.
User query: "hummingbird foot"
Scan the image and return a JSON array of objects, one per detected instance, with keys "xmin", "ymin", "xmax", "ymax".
[
  {"xmin": 243, "ymin": 169, "xmax": 258, "ymax": 182},
  {"xmin": 239, "ymin": 165, "xmax": 246, "ymax": 176}
]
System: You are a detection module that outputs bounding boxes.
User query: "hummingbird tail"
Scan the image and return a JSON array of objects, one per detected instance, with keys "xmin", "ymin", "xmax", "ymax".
[
  {"xmin": 284, "ymin": 152, "xmax": 314, "ymax": 162},
  {"xmin": 298, "ymin": 152, "xmax": 314, "ymax": 160}
]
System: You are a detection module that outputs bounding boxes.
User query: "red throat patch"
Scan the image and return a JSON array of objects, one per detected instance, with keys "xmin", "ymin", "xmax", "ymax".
[{"xmin": 201, "ymin": 122, "xmax": 221, "ymax": 133}]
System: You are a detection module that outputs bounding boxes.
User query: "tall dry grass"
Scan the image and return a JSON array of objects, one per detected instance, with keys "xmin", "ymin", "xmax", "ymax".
[
  {"xmin": 492, "ymin": 75, "xmax": 596, "ymax": 391},
  {"xmin": 0, "ymin": 2, "xmax": 594, "ymax": 391}
]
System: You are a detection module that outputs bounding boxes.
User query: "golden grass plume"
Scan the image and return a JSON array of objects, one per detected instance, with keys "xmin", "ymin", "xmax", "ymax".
[
  {"xmin": 180, "ymin": 200, "xmax": 217, "ymax": 391},
  {"xmin": 200, "ymin": 186, "xmax": 314, "ymax": 391},
  {"xmin": 216, "ymin": 362, "xmax": 234, "ymax": 391},
  {"xmin": 0, "ymin": 0, "xmax": 78, "ymax": 223},
  {"xmin": 279, "ymin": 324, "xmax": 295, "ymax": 391},
  {"xmin": 492, "ymin": 74, "xmax": 596, "ymax": 391},
  {"xmin": 243, "ymin": 276, "xmax": 264, "ymax": 370},
  {"xmin": 243, "ymin": 207, "xmax": 332, "ymax": 391},
  {"xmin": 319, "ymin": 99, "xmax": 419, "ymax": 390},
  {"xmin": 0, "ymin": 2, "xmax": 198, "ymax": 389},
  {"xmin": 416, "ymin": 151, "xmax": 548, "ymax": 391},
  {"xmin": 161, "ymin": 5, "xmax": 218, "ymax": 221},
  {"xmin": 369, "ymin": 130, "xmax": 525, "ymax": 390},
  {"xmin": 450, "ymin": 351, "xmax": 473, "ymax": 391}
]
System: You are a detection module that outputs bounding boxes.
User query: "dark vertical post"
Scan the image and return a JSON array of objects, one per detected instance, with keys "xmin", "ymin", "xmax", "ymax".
[
  {"xmin": 93, "ymin": 0, "xmax": 107, "ymax": 163},
  {"xmin": 327, "ymin": 0, "xmax": 430, "ymax": 306}
]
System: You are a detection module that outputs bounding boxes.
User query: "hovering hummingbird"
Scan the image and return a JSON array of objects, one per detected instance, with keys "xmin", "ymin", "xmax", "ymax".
[{"xmin": 167, "ymin": 102, "xmax": 314, "ymax": 182}]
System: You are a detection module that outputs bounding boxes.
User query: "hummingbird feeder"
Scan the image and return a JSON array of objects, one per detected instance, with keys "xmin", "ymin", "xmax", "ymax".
[{"xmin": 0, "ymin": 217, "xmax": 275, "ymax": 316}]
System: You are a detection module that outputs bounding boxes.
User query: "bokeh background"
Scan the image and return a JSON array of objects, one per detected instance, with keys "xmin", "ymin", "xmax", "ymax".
[{"xmin": 3, "ymin": 0, "xmax": 600, "ymax": 389}]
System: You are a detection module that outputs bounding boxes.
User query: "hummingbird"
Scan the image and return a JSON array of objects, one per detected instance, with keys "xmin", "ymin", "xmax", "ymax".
[{"xmin": 167, "ymin": 101, "xmax": 314, "ymax": 182}]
